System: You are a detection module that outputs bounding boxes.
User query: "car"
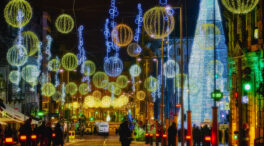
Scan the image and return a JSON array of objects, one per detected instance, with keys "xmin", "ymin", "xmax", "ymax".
[{"xmin": 96, "ymin": 122, "xmax": 109, "ymax": 136}]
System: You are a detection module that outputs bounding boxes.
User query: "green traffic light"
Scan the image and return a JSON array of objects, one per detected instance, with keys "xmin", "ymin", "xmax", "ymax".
[{"xmin": 234, "ymin": 135, "xmax": 238, "ymax": 140}]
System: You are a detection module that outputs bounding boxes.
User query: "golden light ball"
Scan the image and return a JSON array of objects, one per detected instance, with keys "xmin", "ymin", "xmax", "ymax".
[
  {"xmin": 101, "ymin": 96, "xmax": 111, "ymax": 108},
  {"xmin": 111, "ymin": 24, "xmax": 133, "ymax": 47},
  {"xmin": 92, "ymin": 72, "xmax": 109, "ymax": 89},
  {"xmin": 20, "ymin": 31, "xmax": 40, "ymax": 56},
  {"xmin": 41, "ymin": 82, "xmax": 56, "ymax": 97},
  {"xmin": 143, "ymin": 7, "xmax": 175, "ymax": 39},
  {"xmin": 144, "ymin": 76, "xmax": 158, "ymax": 92},
  {"xmin": 83, "ymin": 60, "xmax": 96, "ymax": 76},
  {"xmin": 116, "ymin": 75, "xmax": 128, "ymax": 89},
  {"xmin": 65, "ymin": 82, "xmax": 78, "ymax": 96},
  {"xmin": 79, "ymin": 83, "xmax": 90, "ymax": 95},
  {"xmin": 48, "ymin": 59, "xmax": 61, "ymax": 72},
  {"xmin": 221, "ymin": 0, "xmax": 259, "ymax": 14},
  {"xmin": 55, "ymin": 14, "xmax": 75, "ymax": 34},
  {"xmin": 84, "ymin": 95, "xmax": 95, "ymax": 108},
  {"xmin": 4, "ymin": 0, "xmax": 33, "ymax": 28},
  {"xmin": 92, "ymin": 90, "xmax": 102, "ymax": 99},
  {"xmin": 7, "ymin": 45, "xmax": 28, "ymax": 67},
  {"xmin": 136, "ymin": 90, "xmax": 146, "ymax": 101},
  {"xmin": 119, "ymin": 95, "xmax": 129, "ymax": 106},
  {"xmin": 61, "ymin": 53, "xmax": 78, "ymax": 71}
]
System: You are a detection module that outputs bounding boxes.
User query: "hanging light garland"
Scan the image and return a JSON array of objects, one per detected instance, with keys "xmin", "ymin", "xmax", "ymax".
[
  {"xmin": 65, "ymin": 82, "xmax": 78, "ymax": 96},
  {"xmin": 41, "ymin": 82, "xmax": 56, "ymax": 97},
  {"xmin": 7, "ymin": 45, "xmax": 28, "ymax": 67},
  {"xmin": 20, "ymin": 31, "xmax": 40, "ymax": 56},
  {"xmin": 55, "ymin": 14, "xmax": 74, "ymax": 34},
  {"xmin": 111, "ymin": 24, "xmax": 134, "ymax": 47},
  {"xmin": 4, "ymin": 0, "xmax": 32, "ymax": 28},
  {"xmin": 104, "ymin": 56, "xmax": 123, "ymax": 77},
  {"xmin": 61, "ymin": 53, "xmax": 78, "ymax": 71},
  {"xmin": 116, "ymin": 75, "xmax": 128, "ymax": 89},
  {"xmin": 129, "ymin": 64, "xmax": 141, "ymax": 77},
  {"xmin": 92, "ymin": 72, "xmax": 109, "ymax": 89},
  {"xmin": 101, "ymin": 96, "xmax": 111, "ymax": 108},
  {"xmin": 52, "ymin": 91, "xmax": 62, "ymax": 102},
  {"xmin": 92, "ymin": 90, "xmax": 102, "ymax": 99},
  {"xmin": 84, "ymin": 95, "xmax": 95, "ymax": 108},
  {"xmin": 136, "ymin": 90, "xmax": 146, "ymax": 101},
  {"xmin": 83, "ymin": 60, "xmax": 96, "ymax": 76},
  {"xmin": 221, "ymin": 0, "xmax": 259, "ymax": 14},
  {"xmin": 48, "ymin": 58, "xmax": 61, "ymax": 72},
  {"xmin": 144, "ymin": 76, "xmax": 158, "ymax": 92},
  {"xmin": 21, "ymin": 65, "xmax": 40, "ymax": 83},
  {"xmin": 77, "ymin": 25, "xmax": 87, "ymax": 70},
  {"xmin": 164, "ymin": 59, "xmax": 179, "ymax": 78},
  {"xmin": 54, "ymin": 56, "xmax": 60, "ymax": 87},
  {"xmin": 79, "ymin": 83, "xmax": 90, "ymax": 95},
  {"xmin": 143, "ymin": 6, "xmax": 175, "ymax": 39},
  {"xmin": 9, "ymin": 71, "xmax": 21, "ymax": 85}
]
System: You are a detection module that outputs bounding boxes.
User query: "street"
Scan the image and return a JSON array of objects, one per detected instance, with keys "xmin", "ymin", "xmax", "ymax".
[{"xmin": 65, "ymin": 135, "xmax": 146, "ymax": 146}]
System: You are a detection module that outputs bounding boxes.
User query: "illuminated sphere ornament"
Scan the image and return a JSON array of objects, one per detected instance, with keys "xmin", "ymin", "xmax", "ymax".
[
  {"xmin": 206, "ymin": 60, "xmax": 224, "ymax": 79},
  {"xmin": 144, "ymin": 76, "xmax": 158, "ymax": 92},
  {"xmin": 84, "ymin": 96, "xmax": 95, "ymax": 108},
  {"xmin": 101, "ymin": 96, "xmax": 111, "ymax": 108},
  {"xmin": 48, "ymin": 59, "xmax": 60, "ymax": 72},
  {"xmin": 72, "ymin": 102, "xmax": 80, "ymax": 109},
  {"xmin": 137, "ymin": 90, "xmax": 146, "ymax": 101},
  {"xmin": 119, "ymin": 95, "xmax": 129, "ymax": 106},
  {"xmin": 21, "ymin": 65, "xmax": 40, "ymax": 83},
  {"xmin": 127, "ymin": 43, "xmax": 142, "ymax": 57},
  {"xmin": 92, "ymin": 90, "xmax": 102, "ymax": 99},
  {"xmin": 108, "ymin": 82, "xmax": 122, "ymax": 95},
  {"xmin": 143, "ymin": 7, "xmax": 175, "ymax": 39},
  {"xmin": 9, "ymin": 71, "xmax": 20, "ymax": 85},
  {"xmin": 111, "ymin": 24, "xmax": 133, "ymax": 47},
  {"xmin": 129, "ymin": 64, "xmax": 141, "ymax": 77},
  {"xmin": 52, "ymin": 91, "xmax": 62, "ymax": 101},
  {"xmin": 221, "ymin": 0, "xmax": 259, "ymax": 14},
  {"xmin": 65, "ymin": 82, "xmax": 78, "ymax": 96},
  {"xmin": 104, "ymin": 56, "xmax": 123, "ymax": 77},
  {"xmin": 41, "ymin": 82, "xmax": 56, "ymax": 97},
  {"xmin": 164, "ymin": 60, "xmax": 179, "ymax": 78},
  {"xmin": 61, "ymin": 53, "xmax": 78, "ymax": 71},
  {"xmin": 7, "ymin": 45, "xmax": 28, "ymax": 67},
  {"xmin": 20, "ymin": 31, "xmax": 40, "ymax": 56},
  {"xmin": 197, "ymin": 24, "xmax": 221, "ymax": 50},
  {"xmin": 92, "ymin": 72, "xmax": 109, "ymax": 89},
  {"xmin": 4, "ymin": 0, "xmax": 33, "ymax": 28},
  {"xmin": 94, "ymin": 98, "xmax": 101, "ymax": 108},
  {"xmin": 83, "ymin": 60, "xmax": 96, "ymax": 76},
  {"xmin": 55, "ymin": 14, "xmax": 74, "ymax": 34},
  {"xmin": 116, "ymin": 75, "xmax": 128, "ymax": 89},
  {"xmin": 79, "ymin": 83, "xmax": 90, "ymax": 95}
]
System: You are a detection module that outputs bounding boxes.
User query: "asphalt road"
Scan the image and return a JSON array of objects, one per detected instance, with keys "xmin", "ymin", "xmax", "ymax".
[{"xmin": 65, "ymin": 135, "xmax": 146, "ymax": 146}]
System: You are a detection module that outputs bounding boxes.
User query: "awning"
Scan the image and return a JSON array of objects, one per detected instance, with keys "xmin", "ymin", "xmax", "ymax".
[
  {"xmin": 0, "ymin": 118, "xmax": 22, "ymax": 124},
  {"xmin": 0, "ymin": 104, "xmax": 38, "ymax": 124}
]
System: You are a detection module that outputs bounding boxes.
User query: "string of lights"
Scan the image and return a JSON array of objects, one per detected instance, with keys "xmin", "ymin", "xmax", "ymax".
[
  {"xmin": 55, "ymin": 56, "xmax": 60, "ymax": 87},
  {"xmin": 134, "ymin": 3, "xmax": 143, "ymax": 43}
]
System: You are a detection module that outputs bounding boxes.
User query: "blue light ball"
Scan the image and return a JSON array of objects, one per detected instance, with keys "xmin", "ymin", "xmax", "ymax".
[{"xmin": 104, "ymin": 56, "xmax": 123, "ymax": 77}]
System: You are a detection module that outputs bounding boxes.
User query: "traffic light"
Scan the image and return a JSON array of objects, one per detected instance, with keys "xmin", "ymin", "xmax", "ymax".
[
  {"xmin": 211, "ymin": 90, "xmax": 223, "ymax": 101},
  {"xmin": 234, "ymin": 131, "xmax": 239, "ymax": 140},
  {"xmin": 233, "ymin": 91, "xmax": 238, "ymax": 99},
  {"xmin": 243, "ymin": 67, "xmax": 251, "ymax": 92},
  {"xmin": 243, "ymin": 83, "xmax": 251, "ymax": 91}
]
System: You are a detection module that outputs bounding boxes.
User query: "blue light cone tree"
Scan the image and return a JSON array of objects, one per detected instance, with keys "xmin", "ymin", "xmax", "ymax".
[{"xmin": 183, "ymin": 0, "xmax": 228, "ymax": 125}]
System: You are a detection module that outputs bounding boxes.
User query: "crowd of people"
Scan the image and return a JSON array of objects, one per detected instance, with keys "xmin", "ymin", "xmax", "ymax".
[{"xmin": 0, "ymin": 118, "xmax": 64, "ymax": 146}]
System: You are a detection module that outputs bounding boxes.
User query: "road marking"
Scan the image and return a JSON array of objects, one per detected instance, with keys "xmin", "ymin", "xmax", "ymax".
[{"xmin": 103, "ymin": 138, "xmax": 107, "ymax": 146}]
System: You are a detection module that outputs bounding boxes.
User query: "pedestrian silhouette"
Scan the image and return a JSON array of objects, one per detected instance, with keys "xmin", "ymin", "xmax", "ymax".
[
  {"xmin": 119, "ymin": 120, "xmax": 132, "ymax": 146},
  {"xmin": 168, "ymin": 122, "xmax": 177, "ymax": 146},
  {"xmin": 53, "ymin": 123, "xmax": 63, "ymax": 146}
]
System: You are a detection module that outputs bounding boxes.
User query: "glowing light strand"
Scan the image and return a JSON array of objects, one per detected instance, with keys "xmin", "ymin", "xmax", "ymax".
[
  {"xmin": 104, "ymin": 19, "xmax": 111, "ymax": 61},
  {"xmin": 62, "ymin": 83, "xmax": 66, "ymax": 105},
  {"xmin": 134, "ymin": 3, "xmax": 143, "ymax": 43},
  {"xmin": 159, "ymin": 0, "xmax": 168, "ymax": 5},
  {"xmin": 55, "ymin": 56, "xmax": 60, "ymax": 87},
  {"xmin": 77, "ymin": 25, "xmax": 87, "ymax": 66},
  {"xmin": 45, "ymin": 35, "xmax": 53, "ymax": 61}
]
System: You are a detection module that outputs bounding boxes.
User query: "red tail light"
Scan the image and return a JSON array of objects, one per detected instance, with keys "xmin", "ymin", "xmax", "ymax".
[
  {"xmin": 156, "ymin": 133, "xmax": 160, "ymax": 137},
  {"xmin": 52, "ymin": 133, "xmax": 56, "ymax": 138},
  {"xmin": 5, "ymin": 137, "xmax": 13, "ymax": 143},
  {"xmin": 145, "ymin": 133, "xmax": 149, "ymax": 137},
  {"xmin": 186, "ymin": 135, "xmax": 191, "ymax": 140},
  {"xmin": 205, "ymin": 136, "xmax": 211, "ymax": 142},
  {"xmin": 20, "ymin": 135, "xmax": 27, "ymax": 141},
  {"xmin": 149, "ymin": 134, "xmax": 153, "ymax": 137},
  {"xmin": 162, "ymin": 134, "xmax": 168, "ymax": 138},
  {"xmin": 31, "ymin": 134, "xmax": 37, "ymax": 140}
]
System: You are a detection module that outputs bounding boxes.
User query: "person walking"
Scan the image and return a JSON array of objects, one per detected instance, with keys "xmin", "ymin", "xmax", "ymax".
[
  {"xmin": 168, "ymin": 122, "xmax": 177, "ymax": 146},
  {"xmin": 53, "ymin": 123, "xmax": 63, "ymax": 146},
  {"xmin": 119, "ymin": 120, "xmax": 132, "ymax": 146},
  {"xmin": 44, "ymin": 122, "xmax": 52, "ymax": 146}
]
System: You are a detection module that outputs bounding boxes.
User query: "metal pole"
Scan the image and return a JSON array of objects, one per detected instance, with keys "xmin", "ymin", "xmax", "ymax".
[
  {"xmin": 180, "ymin": 6, "xmax": 185, "ymax": 146},
  {"xmin": 160, "ymin": 39, "xmax": 165, "ymax": 145}
]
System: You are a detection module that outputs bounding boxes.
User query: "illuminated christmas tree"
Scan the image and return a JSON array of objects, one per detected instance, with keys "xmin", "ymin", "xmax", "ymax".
[{"xmin": 184, "ymin": 0, "xmax": 228, "ymax": 124}]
